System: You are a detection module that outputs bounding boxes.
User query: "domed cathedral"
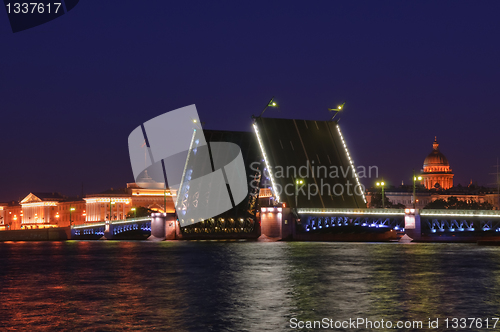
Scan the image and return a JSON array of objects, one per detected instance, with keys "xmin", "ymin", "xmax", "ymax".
[{"xmin": 420, "ymin": 137, "xmax": 454, "ymax": 190}]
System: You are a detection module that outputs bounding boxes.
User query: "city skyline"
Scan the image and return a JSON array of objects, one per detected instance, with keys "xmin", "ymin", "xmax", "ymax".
[{"xmin": 2, "ymin": 3, "xmax": 500, "ymax": 330}]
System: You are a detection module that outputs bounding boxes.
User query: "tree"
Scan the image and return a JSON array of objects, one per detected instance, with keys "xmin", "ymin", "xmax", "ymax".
[
  {"xmin": 126, "ymin": 206, "xmax": 154, "ymax": 218},
  {"xmin": 369, "ymin": 193, "xmax": 405, "ymax": 209},
  {"xmin": 424, "ymin": 196, "xmax": 493, "ymax": 210},
  {"xmin": 369, "ymin": 192, "xmax": 391, "ymax": 208},
  {"xmin": 392, "ymin": 202, "xmax": 406, "ymax": 209},
  {"xmin": 423, "ymin": 198, "xmax": 447, "ymax": 209}
]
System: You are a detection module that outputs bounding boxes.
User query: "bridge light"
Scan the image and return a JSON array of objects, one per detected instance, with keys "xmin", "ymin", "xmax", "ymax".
[{"xmin": 253, "ymin": 123, "xmax": 280, "ymax": 203}]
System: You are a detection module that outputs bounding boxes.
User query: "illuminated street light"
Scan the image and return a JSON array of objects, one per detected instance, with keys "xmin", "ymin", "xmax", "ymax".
[
  {"xmin": 70, "ymin": 206, "xmax": 76, "ymax": 225},
  {"xmin": 413, "ymin": 169, "xmax": 423, "ymax": 209},
  {"xmin": 131, "ymin": 207, "xmax": 137, "ymax": 218},
  {"xmin": 259, "ymin": 96, "xmax": 279, "ymax": 117},
  {"xmin": 164, "ymin": 188, "xmax": 167, "ymax": 214},
  {"xmin": 328, "ymin": 101, "xmax": 346, "ymax": 121},
  {"xmin": 376, "ymin": 181, "xmax": 385, "ymax": 209},
  {"xmin": 295, "ymin": 179, "xmax": 304, "ymax": 207},
  {"xmin": 109, "ymin": 199, "xmax": 115, "ymax": 221}
]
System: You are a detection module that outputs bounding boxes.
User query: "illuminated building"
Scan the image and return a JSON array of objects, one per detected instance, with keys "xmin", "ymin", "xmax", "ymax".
[
  {"xmin": 0, "ymin": 202, "xmax": 22, "ymax": 230},
  {"xmin": 0, "ymin": 174, "xmax": 177, "ymax": 229},
  {"xmin": 0, "ymin": 204, "xmax": 7, "ymax": 230},
  {"xmin": 19, "ymin": 193, "xmax": 86, "ymax": 229},
  {"xmin": 366, "ymin": 137, "xmax": 498, "ymax": 209},
  {"xmin": 420, "ymin": 137, "xmax": 454, "ymax": 190},
  {"xmin": 367, "ymin": 186, "xmax": 499, "ymax": 210},
  {"xmin": 84, "ymin": 172, "xmax": 176, "ymax": 222}
]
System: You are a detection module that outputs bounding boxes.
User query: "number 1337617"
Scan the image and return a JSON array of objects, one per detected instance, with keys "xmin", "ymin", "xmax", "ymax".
[
  {"xmin": 444, "ymin": 318, "xmax": 499, "ymax": 329},
  {"xmin": 6, "ymin": 3, "xmax": 62, "ymax": 14}
]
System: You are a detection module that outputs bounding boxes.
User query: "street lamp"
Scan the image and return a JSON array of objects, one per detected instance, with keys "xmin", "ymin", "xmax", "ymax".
[
  {"xmin": 164, "ymin": 189, "xmax": 167, "ymax": 214},
  {"xmin": 131, "ymin": 207, "xmax": 136, "ymax": 219},
  {"xmin": 376, "ymin": 181, "xmax": 385, "ymax": 209},
  {"xmin": 69, "ymin": 206, "xmax": 75, "ymax": 225},
  {"xmin": 109, "ymin": 200, "xmax": 115, "ymax": 221},
  {"xmin": 295, "ymin": 179, "xmax": 304, "ymax": 207},
  {"xmin": 413, "ymin": 169, "xmax": 423, "ymax": 209},
  {"xmin": 258, "ymin": 97, "xmax": 279, "ymax": 117},
  {"xmin": 328, "ymin": 102, "xmax": 346, "ymax": 121}
]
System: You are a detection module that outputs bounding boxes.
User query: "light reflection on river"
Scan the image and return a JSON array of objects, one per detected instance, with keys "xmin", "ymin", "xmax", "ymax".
[{"xmin": 1, "ymin": 241, "xmax": 500, "ymax": 331}]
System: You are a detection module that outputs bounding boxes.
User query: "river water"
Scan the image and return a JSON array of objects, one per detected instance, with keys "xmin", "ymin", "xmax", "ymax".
[{"xmin": 1, "ymin": 241, "xmax": 500, "ymax": 331}]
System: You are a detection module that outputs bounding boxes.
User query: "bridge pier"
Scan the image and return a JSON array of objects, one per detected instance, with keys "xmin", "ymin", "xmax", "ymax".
[
  {"xmin": 404, "ymin": 209, "xmax": 422, "ymax": 241},
  {"xmin": 149, "ymin": 213, "xmax": 178, "ymax": 240},
  {"xmin": 259, "ymin": 207, "xmax": 294, "ymax": 240}
]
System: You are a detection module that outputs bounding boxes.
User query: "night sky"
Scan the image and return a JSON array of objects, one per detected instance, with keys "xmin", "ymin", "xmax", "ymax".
[{"xmin": 1, "ymin": 1, "xmax": 499, "ymax": 202}]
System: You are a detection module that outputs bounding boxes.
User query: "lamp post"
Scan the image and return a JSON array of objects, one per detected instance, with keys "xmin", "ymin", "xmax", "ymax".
[
  {"xmin": 295, "ymin": 179, "xmax": 304, "ymax": 207},
  {"xmin": 258, "ymin": 97, "xmax": 279, "ymax": 117},
  {"xmin": 131, "ymin": 207, "xmax": 136, "ymax": 219},
  {"xmin": 69, "ymin": 206, "xmax": 75, "ymax": 225},
  {"xmin": 413, "ymin": 169, "xmax": 423, "ymax": 209},
  {"xmin": 328, "ymin": 102, "xmax": 346, "ymax": 121},
  {"xmin": 109, "ymin": 199, "xmax": 115, "ymax": 221},
  {"xmin": 164, "ymin": 189, "xmax": 167, "ymax": 214},
  {"xmin": 376, "ymin": 181, "xmax": 385, "ymax": 209}
]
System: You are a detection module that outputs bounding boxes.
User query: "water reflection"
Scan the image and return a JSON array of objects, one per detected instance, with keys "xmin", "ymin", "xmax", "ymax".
[{"xmin": 1, "ymin": 241, "xmax": 500, "ymax": 331}]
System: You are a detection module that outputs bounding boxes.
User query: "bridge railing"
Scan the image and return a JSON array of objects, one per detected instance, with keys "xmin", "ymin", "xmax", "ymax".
[
  {"xmin": 71, "ymin": 217, "xmax": 152, "ymax": 229},
  {"xmin": 112, "ymin": 217, "xmax": 152, "ymax": 225},
  {"xmin": 297, "ymin": 208, "xmax": 405, "ymax": 215},
  {"xmin": 421, "ymin": 209, "xmax": 500, "ymax": 218},
  {"xmin": 72, "ymin": 222, "xmax": 106, "ymax": 229}
]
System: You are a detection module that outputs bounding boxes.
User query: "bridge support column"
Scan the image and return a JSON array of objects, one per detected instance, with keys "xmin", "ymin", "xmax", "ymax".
[
  {"xmin": 165, "ymin": 215, "xmax": 178, "ymax": 240},
  {"xmin": 149, "ymin": 213, "xmax": 178, "ymax": 240},
  {"xmin": 404, "ymin": 208, "xmax": 421, "ymax": 241},
  {"xmin": 104, "ymin": 221, "xmax": 114, "ymax": 240},
  {"xmin": 259, "ymin": 207, "xmax": 293, "ymax": 240}
]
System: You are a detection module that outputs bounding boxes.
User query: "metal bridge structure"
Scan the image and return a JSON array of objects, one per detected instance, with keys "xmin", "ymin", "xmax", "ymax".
[
  {"xmin": 68, "ymin": 116, "xmax": 500, "ymax": 242},
  {"xmin": 296, "ymin": 208, "xmax": 405, "ymax": 233},
  {"xmin": 414, "ymin": 209, "xmax": 500, "ymax": 241},
  {"xmin": 180, "ymin": 217, "xmax": 256, "ymax": 235},
  {"xmin": 71, "ymin": 217, "xmax": 152, "ymax": 240}
]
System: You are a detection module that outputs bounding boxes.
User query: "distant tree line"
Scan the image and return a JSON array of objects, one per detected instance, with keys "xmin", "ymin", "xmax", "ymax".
[
  {"xmin": 126, "ymin": 206, "xmax": 154, "ymax": 218},
  {"xmin": 423, "ymin": 196, "xmax": 493, "ymax": 210},
  {"xmin": 369, "ymin": 192, "xmax": 406, "ymax": 209}
]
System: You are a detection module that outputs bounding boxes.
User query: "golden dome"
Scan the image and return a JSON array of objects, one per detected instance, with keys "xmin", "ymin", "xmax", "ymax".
[{"xmin": 423, "ymin": 137, "xmax": 449, "ymax": 167}]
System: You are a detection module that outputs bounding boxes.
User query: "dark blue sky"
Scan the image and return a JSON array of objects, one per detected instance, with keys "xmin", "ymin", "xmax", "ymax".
[{"xmin": 1, "ymin": 1, "xmax": 499, "ymax": 202}]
